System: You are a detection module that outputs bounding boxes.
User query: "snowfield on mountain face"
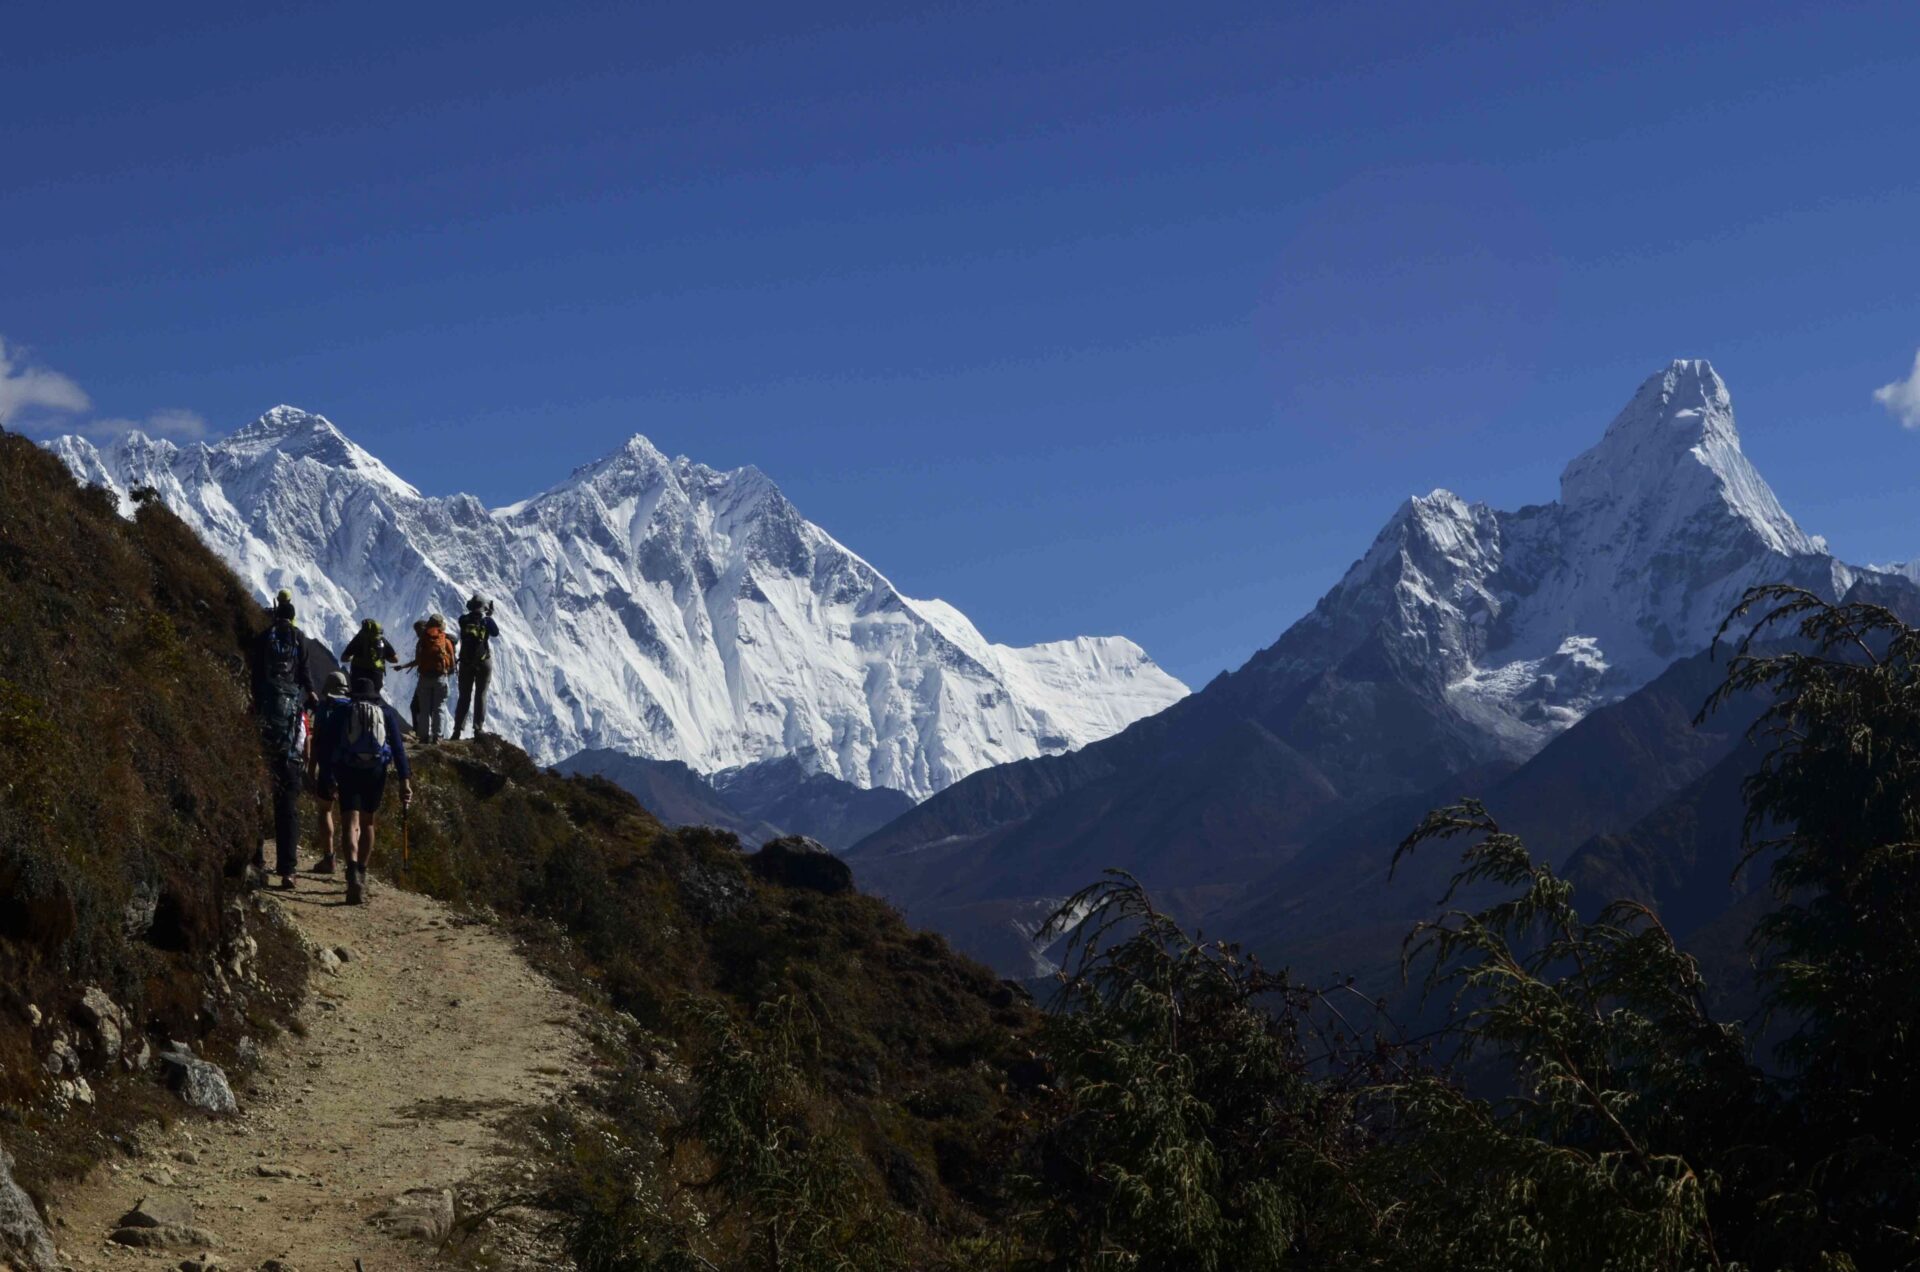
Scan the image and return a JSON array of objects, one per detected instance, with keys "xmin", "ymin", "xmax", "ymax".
[
  {"xmin": 49, "ymin": 414, "xmax": 1187, "ymax": 798},
  {"xmin": 1259, "ymin": 360, "xmax": 1860, "ymax": 760}
]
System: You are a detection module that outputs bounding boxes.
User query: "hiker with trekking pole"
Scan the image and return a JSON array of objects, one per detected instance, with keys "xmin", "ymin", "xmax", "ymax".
[{"xmin": 313, "ymin": 675, "xmax": 413, "ymax": 906}]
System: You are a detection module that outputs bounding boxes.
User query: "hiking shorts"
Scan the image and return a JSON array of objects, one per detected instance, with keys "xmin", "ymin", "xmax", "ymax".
[{"xmin": 335, "ymin": 766, "xmax": 389, "ymax": 813}]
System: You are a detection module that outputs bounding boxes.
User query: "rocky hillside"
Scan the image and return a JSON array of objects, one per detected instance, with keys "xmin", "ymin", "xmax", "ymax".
[{"xmin": 0, "ymin": 428, "xmax": 309, "ymax": 1251}]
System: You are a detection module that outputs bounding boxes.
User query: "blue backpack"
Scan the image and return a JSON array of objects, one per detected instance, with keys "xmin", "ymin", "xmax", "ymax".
[{"xmin": 339, "ymin": 700, "xmax": 392, "ymax": 771}]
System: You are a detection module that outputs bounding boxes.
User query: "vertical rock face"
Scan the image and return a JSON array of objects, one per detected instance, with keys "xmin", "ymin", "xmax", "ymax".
[{"xmin": 48, "ymin": 419, "xmax": 1186, "ymax": 800}]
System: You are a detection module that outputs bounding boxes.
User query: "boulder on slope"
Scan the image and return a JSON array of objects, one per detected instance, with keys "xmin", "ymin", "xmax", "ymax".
[
  {"xmin": 0, "ymin": 1144, "xmax": 57, "ymax": 1272},
  {"xmin": 747, "ymin": 836, "xmax": 853, "ymax": 895}
]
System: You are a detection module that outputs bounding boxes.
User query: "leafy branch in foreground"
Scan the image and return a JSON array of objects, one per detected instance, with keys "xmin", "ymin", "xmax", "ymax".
[
  {"xmin": 1701, "ymin": 584, "xmax": 1920, "ymax": 1264},
  {"xmin": 1015, "ymin": 872, "xmax": 1408, "ymax": 1270},
  {"xmin": 1385, "ymin": 802, "xmax": 1761, "ymax": 1271}
]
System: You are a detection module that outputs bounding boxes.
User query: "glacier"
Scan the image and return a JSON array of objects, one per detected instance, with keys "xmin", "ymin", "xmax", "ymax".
[{"xmin": 47, "ymin": 410, "xmax": 1187, "ymax": 799}]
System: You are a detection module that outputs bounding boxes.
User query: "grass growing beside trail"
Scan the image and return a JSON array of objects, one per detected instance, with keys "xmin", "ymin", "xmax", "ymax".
[
  {"xmin": 387, "ymin": 735, "xmax": 1049, "ymax": 1266},
  {"xmin": 0, "ymin": 430, "xmax": 307, "ymax": 1200}
]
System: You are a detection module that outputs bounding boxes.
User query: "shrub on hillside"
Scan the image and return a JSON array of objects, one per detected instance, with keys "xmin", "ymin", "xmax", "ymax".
[
  {"xmin": 0, "ymin": 431, "xmax": 304, "ymax": 1192},
  {"xmin": 390, "ymin": 734, "xmax": 1045, "ymax": 1265}
]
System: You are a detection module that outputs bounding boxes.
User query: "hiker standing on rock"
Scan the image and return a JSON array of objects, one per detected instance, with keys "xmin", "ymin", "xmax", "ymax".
[
  {"xmin": 451, "ymin": 595, "xmax": 499, "ymax": 741},
  {"xmin": 404, "ymin": 619, "xmax": 428, "ymax": 735},
  {"xmin": 340, "ymin": 618, "xmax": 399, "ymax": 694},
  {"xmin": 315, "ymin": 676, "xmax": 412, "ymax": 906},
  {"xmin": 397, "ymin": 613, "xmax": 457, "ymax": 744},
  {"xmin": 307, "ymin": 669, "xmax": 352, "ymax": 875},
  {"xmin": 250, "ymin": 589, "xmax": 315, "ymax": 890}
]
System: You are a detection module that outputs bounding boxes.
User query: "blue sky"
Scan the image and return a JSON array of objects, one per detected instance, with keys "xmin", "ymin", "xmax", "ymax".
[{"xmin": 5, "ymin": 1, "xmax": 1919, "ymax": 688}]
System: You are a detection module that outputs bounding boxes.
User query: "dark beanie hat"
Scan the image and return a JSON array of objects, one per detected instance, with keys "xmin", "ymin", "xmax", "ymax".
[{"xmin": 349, "ymin": 676, "xmax": 378, "ymax": 699}]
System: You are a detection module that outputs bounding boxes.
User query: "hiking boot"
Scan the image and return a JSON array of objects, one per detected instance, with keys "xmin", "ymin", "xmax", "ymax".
[
  {"xmin": 345, "ymin": 866, "xmax": 363, "ymax": 906},
  {"xmin": 313, "ymin": 853, "xmax": 336, "ymax": 875},
  {"xmin": 276, "ymin": 874, "xmax": 297, "ymax": 892}
]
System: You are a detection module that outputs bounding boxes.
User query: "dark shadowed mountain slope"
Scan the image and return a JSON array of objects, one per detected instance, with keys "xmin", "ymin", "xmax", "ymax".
[
  {"xmin": 1212, "ymin": 643, "xmax": 1775, "ymax": 994},
  {"xmin": 710, "ymin": 756, "xmax": 915, "ymax": 850},
  {"xmin": 849, "ymin": 362, "xmax": 1897, "ymax": 977},
  {"xmin": 556, "ymin": 749, "xmax": 783, "ymax": 844},
  {"xmin": 556, "ymin": 749, "xmax": 913, "ymax": 851}
]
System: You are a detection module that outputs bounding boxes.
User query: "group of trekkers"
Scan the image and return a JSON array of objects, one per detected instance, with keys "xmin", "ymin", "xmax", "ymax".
[{"xmin": 248, "ymin": 589, "xmax": 501, "ymax": 901}]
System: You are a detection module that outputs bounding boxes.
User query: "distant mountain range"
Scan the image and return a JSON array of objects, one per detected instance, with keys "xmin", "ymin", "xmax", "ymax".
[
  {"xmin": 49, "ymin": 414, "xmax": 1186, "ymax": 799},
  {"xmin": 845, "ymin": 361, "xmax": 1920, "ymax": 977}
]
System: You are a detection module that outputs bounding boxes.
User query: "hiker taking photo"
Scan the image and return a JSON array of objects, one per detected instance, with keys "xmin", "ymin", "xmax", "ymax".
[
  {"xmin": 250, "ymin": 589, "xmax": 315, "ymax": 890},
  {"xmin": 314, "ymin": 675, "xmax": 412, "ymax": 906},
  {"xmin": 452, "ymin": 595, "xmax": 499, "ymax": 741},
  {"xmin": 397, "ymin": 613, "xmax": 457, "ymax": 743},
  {"xmin": 340, "ymin": 618, "xmax": 399, "ymax": 693},
  {"xmin": 306, "ymin": 669, "xmax": 352, "ymax": 875}
]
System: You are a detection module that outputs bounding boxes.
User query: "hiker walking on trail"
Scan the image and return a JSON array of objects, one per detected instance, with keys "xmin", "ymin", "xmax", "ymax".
[
  {"xmin": 315, "ymin": 676, "xmax": 412, "ymax": 906},
  {"xmin": 251, "ymin": 590, "xmax": 315, "ymax": 890},
  {"xmin": 340, "ymin": 618, "xmax": 399, "ymax": 693},
  {"xmin": 452, "ymin": 595, "xmax": 499, "ymax": 740},
  {"xmin": 307, "ymin": 669, "xmax": 352, "ymax": 875},
  {"xmin": 397, "ymin": 614, "xmax": 457, "ymax": 744}
]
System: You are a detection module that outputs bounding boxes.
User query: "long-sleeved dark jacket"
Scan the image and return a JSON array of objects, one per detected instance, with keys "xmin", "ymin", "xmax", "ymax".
[
  {"xmin": 313, "ymin": 695, "xmax": 411, "ymax": 784},
  {"xmin": 340, "ymin": 631, "xmax": 400, "ymax": 677},
  {"xmin": 251, "ymin": 619, "xmax": 315, "ymax": 705}
]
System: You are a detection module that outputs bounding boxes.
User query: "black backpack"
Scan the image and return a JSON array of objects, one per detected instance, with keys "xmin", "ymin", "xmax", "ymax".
[
  {"xmin": 261, "ymin": 621, "xmax": 303, "ymax": 685},
  {"xmin": 459, "ymin": 613, "xmax": 492, "ymax": 666}
]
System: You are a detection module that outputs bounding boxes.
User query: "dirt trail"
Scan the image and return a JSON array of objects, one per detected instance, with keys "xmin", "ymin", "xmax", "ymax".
[{"xmin": 48, "ymin": 861, "xmax": 589, "ymax": 1270}]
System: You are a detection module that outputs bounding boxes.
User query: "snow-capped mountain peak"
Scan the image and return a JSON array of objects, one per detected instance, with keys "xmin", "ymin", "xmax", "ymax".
[
  {"xmin": 221, "ymin": 405, "xmax": 421, "ymax": 500},
  {"xmin": 49, "ymin": 413, "xmax": 1187, "ymax": 800},
  {"xmin": 1262, "ymin": 360, "xmax": 1852, "ymax": 763},
  {"xmin": 1559, "ymin": 359, "xmax": 1814, "ymax": 558}
]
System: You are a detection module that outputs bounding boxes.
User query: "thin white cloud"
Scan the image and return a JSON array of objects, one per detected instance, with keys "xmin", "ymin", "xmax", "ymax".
[
  {"xmin": 1873, "ymin": 349, "xmax": 1920, "ymax": 430},
  {"xmin": 0, "ymin": 334, "xmax": 208, "ymax": 441},
  {"xmin": 0, "ymin": 337, "xmax": 91, "ymax": 426}
]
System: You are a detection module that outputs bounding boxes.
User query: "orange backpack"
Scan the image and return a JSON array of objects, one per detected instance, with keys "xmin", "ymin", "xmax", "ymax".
[{"xmin": 417, "ymin": 629, "xmax": 457, "ymax": 676}]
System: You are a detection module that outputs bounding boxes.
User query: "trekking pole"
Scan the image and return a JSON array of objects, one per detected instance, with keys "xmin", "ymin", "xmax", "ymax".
[{"xmin": 402, "ymin": 801, "xmax": 411, "ymax": 877}]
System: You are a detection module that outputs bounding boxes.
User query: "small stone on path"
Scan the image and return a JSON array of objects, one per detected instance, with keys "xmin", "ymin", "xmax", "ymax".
[
  {"xmin": 120, "ymin": 1194, "xmax": 194, "ymax": 1229},
  {"xmin": 109, "ymin": 1223, "xmax": 223, "ymax": 1250},
  {"xmin": 370, "ymin": 1188, "xmax": 455, "ymax": 1242}
]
